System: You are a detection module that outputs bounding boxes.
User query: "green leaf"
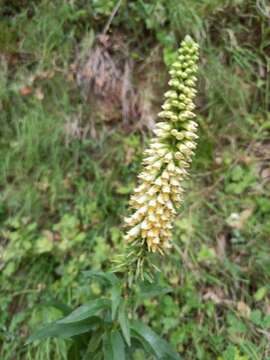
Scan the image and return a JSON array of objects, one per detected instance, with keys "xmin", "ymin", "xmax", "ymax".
[
  {"xmin": 83, "ymin": 270, "xmax": 119, "ymax": 286},
  {"xmin": 239, "ymin": 340, "xmax": 260, "ymax": 360},
  {"xmin": 41, "ymin": 301, "xmax": 72, "ymax": 316},
  {"xmin": 250, "ymin": 310, "xmax": 262, "ymax": 326},
  {"xmin": 130, "ymin": 320, "xmax": 181, "ymax": 360},
  {"xmin": 58, "ymin": 299, "xmax": 110, "ymax": 324},
  {"xmin": 131, "ymin": 332, "xmax": 152, "ymax": 356},
  {"xmin": 111, "ymin": 330, "xmax": 125, "ymax": 360},
  {"xmin": 86, "ymin": 327, "xmax": 104, "ymax": 356},
  {"xmin": 254, "ymin": 287, "xmax": 267, "ymax": 302},
  {"xmin": 118, "ymin": 300, "xmax": 131, "ymax": 346},
  {"xmin": 231, "ymin": 165, "xmax": 244, "ymax": 181},
  {"xmin": 111, "ymin": 284, "xmax": 122, "ymax": 321},
  {"xmin": 133, "ymin": 349, "xmax": 147, "ymax": 360},
  {"xmin": 92, "ymin": 352, "xmax": 103, "ymax": 360},
  {"xmin": 103, "ymin": 331, "xmax": 113, "ymax": 360},
  {"xmin": 102, "ymin": 330, "xmax": 126, "ymax": 360},
  {"xmin": 26, "ymin": 317, "xmax": 100, "ymax": 344},
  {"xmin": 137, "ymin": 282, "xmax": 172, "ymax": 301},
  {"xmin": 262, "ymin": 315, "xmax": 270, "ymax": 329}
]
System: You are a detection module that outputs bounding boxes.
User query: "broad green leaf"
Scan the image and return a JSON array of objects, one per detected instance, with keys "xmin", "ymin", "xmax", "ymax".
[
  {"xmin": 137, "ymin": 282, "xmax": 172, "ymax": 301},
  {"xmin": 41, "ymin": 301, "xmax": 72, "ymax": 316},
  {"xmin": 86, "ymin": 327, "xmax": 104, "ymax": 355},
  {"xmin": 111, "ymin": 330, "xmax": 125, "ymax": 360},
  {"xmin": 83, "ymin": 270, "xmax": 119, "ymax": 286},
  {"xmin": 111, "ymin": 284, "xmax": 122, "ymax": 321},
  {"xmin": 118, "ymin": 300, "xmax": 131, "ymax": 346},
  {"xmin": 103, "ymin": 331, "xmax": 113, "ymax": 360},
  {"xmin": 131, "ymin": 320, "xmax": 181, "ymax": 360},
  {"xmin": 26, "ymin": 317, "xmax": 100, "ymax": 344},
  {"xmin": 58, "ymin": 299, "xmax": 110, "ymax": 324},
  {"xmin": 131, "ymin": 332, "xmax": 154, "ymax": 356}
]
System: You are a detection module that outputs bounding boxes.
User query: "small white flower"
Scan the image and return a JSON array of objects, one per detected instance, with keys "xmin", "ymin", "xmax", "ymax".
[{"xmin": 126, "ymin": 223, "xmax": 141, "ymax": 239}]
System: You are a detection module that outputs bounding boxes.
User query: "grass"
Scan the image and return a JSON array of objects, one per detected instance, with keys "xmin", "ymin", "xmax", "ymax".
[{"xmin": 0, "ymin": 0, "xmax": 270, "ymax": 359}]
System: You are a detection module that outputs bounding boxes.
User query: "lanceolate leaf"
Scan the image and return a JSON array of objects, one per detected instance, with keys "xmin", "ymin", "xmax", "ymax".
[
  {"xmin": 58, "ymin": 298, "xmax": 110, "ymax": 324},
  {"xmin": 118, "ymin": 300, "xmax": 131, "ymax": 346},
  {"xmin": 130, "ymin": 320, "xmax": 181, "ymax": 360},
  {"xmin": 103, "ymin": 331, "xmax": 113, "ymax": 360},
  {"xmin": 111, "ymin": 284, "xmax": 122, "ymax": 321},
  {"xmin": 137, "ymin": 282, "xmax": 172, "ymax": 301},
  {"xmin": 86, "ymin": 327, "xmax": 104, "ymax": 355},
  {"xmin": 111, "ymin": 330, "xmax": 125, "ymax": 360},
  {"xmin": 136, "ymin": 282, "xmax": 172, "ymax": 306},
  {"xmin": 26, "ymin": 317, "xmax": 100, "ymax": 344},
  {"xmin": 83, "ymin": 270, "xmax": 119, "ymax": 286},
  {"xmin": 41, "ymin": 301, "xmax": 72, "ymax": 316}
]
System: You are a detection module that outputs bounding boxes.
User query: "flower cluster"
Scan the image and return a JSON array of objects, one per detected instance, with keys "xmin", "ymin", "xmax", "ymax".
[{"xmin": 124, "ymin": 35, "xmax": 199, "ymax": 254}]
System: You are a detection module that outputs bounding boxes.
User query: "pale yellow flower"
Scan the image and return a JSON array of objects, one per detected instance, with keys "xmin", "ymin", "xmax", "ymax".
[{"xmin": 124, "ymin": 35, "xmax": 199, "ymax": 254}]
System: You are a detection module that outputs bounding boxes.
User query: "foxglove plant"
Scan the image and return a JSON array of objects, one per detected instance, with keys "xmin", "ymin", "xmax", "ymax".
[
  {"xmin": 28, "ymin": 36, "xmax": 200, "ymax": 360},
  {"xmin": 118, "ymin": 35, "xmax": 199, "ymax": 279}
]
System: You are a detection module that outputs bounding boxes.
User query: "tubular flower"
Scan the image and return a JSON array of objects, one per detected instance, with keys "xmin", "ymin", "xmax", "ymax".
[{"xmin": 124, "ymin": 36, "xmax": 199, "ymax": 254}]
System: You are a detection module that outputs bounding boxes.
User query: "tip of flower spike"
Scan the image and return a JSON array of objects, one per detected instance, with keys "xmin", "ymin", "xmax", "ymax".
[{"xmin": 184, "ymin": 35, "xmax": 194, "ymax": 44}]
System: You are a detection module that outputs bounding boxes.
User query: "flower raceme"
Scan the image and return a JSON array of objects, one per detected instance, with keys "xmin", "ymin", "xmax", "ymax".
[{"xmin": 124, "ymin": 36, "xmax": 199, "ymax": 254}]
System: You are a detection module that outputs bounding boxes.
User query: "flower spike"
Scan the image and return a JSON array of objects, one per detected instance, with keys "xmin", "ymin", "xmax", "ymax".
[
  {"xmin": 113, "ymin": 36, "xmax": 199, "ymax": 280},
  {"xmin": 124, "ymin": 36, "xmax": 199, "ymax": 255}
]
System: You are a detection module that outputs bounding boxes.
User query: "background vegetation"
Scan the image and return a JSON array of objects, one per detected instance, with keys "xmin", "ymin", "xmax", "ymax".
[{"xmin": 0, "ymin": 0, "xmax": 270, "ymax": 359}]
